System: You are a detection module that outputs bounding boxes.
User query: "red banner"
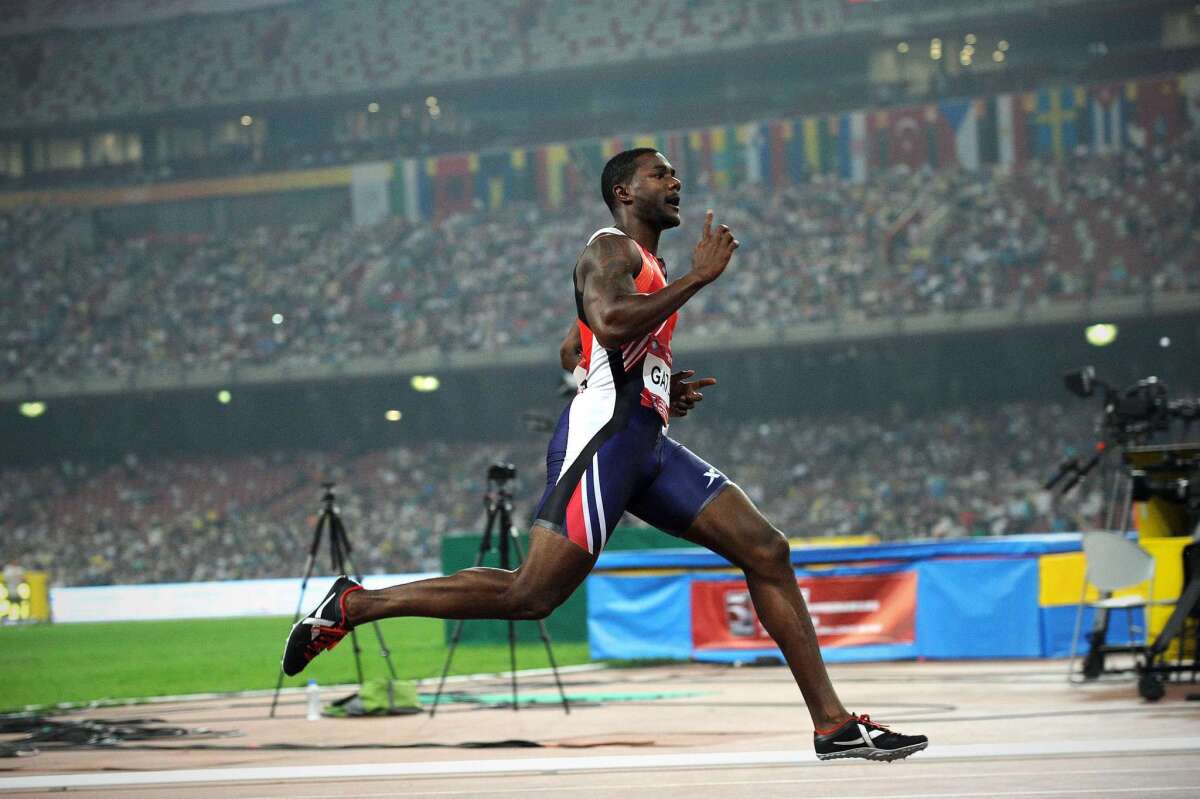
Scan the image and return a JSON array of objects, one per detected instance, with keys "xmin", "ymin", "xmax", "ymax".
[{"xmin": 691, "ymin": 571, "xmax": 917, "ymax": 650}]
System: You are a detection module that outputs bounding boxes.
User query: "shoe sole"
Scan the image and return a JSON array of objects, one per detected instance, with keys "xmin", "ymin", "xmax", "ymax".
[{"xmin": 816, "ymin": 741, "xmax": 928, "ymax": 762}]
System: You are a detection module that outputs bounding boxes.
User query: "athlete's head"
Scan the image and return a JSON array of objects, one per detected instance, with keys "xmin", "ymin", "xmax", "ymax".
[{"xmin": 601, "ymin": 148, "xmax": 682, "ymax": 230}]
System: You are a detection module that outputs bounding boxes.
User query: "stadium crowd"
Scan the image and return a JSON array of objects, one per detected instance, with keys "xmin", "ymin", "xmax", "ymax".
[
  {"xmin": 4, "ymin": 132, "xmax": 1198, "ymax": 385},
  {"xmin": 1, "ymin": 402, "xmax": 1103, "ymax": 587},
  {"xmin": 2, "ymin": 0, "xmax": 844, "ymax": 128}
]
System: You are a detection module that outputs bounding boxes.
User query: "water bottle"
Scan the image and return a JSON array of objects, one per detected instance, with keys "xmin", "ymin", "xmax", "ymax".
[{"xmin": 305, "ymin": 679, "xmax": 321, "ymax": 721}]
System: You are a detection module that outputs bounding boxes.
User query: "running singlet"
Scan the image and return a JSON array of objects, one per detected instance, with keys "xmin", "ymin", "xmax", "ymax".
[
  {"xmin": 533, "ymin": 228, "xmax": 730, "ymax": 554},
  {"xmin": 573, "ymin": 227, "xmax": 677, "ymax": 426}
]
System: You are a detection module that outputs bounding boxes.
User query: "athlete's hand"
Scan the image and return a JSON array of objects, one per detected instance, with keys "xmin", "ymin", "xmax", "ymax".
[
  {"xmin": 669, "ymin": 369, "xmax": 717, "ymax": 418},
  {"xmin": 689, "ymin": 209, "xmax": 738, "ymax": 285}
]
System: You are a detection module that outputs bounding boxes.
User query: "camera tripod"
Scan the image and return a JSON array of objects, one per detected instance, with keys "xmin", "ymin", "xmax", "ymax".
[
  {"xmin": 268, "ymin": 483, "xmax": 397, "ymax": 718},
  {"xmin": 429, "ymin": 464, "xmax": 570, "ymax": 716}
]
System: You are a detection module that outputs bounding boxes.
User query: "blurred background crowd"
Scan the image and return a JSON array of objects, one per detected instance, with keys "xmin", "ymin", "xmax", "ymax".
[
  {"xmin": 4, "ymin": 132, "xmax": 1197, "ymax": 385},
  {"xmin": 2, "ymin": 402, "xmax": 1099, "ymax": 585}
]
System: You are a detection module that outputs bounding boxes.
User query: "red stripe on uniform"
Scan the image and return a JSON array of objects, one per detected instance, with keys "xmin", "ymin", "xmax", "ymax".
[{"xmin": 565, "ymin": 482, "xmax": 589, "ymax": 551}]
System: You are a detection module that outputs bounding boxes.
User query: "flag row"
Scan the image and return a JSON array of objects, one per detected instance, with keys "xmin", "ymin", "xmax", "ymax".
[{"xmin": 385, "ymin": 72, "xmax": 1197, "ymax": 221}]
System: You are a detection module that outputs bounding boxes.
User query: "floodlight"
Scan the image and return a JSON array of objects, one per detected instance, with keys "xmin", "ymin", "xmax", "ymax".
[
  {"xmin": 19, "ymin": 401, "xmax": 46, "ymax": 418},
  {"xmin": 1085, "ymin": 323, "xmax": 1118, "ymax": 347}
]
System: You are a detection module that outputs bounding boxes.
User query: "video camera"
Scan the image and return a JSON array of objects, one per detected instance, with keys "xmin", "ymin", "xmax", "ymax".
[
  {"xmin": 487, "ymin": 462, "xmax": 518, "ymax": 482},
  {"xmin": 1064, "ymin": 366, "xmax": 1199, "ymax": 445}
]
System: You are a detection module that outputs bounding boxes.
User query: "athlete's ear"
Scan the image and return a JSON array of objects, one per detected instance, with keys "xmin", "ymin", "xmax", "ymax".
[{"xmin": 611, "ymin": 180, "xmax": 634, "ymax": 207}]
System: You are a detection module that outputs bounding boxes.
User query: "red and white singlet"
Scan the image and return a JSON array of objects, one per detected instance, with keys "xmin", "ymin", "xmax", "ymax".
[{"xmin": 573, "ymin": 226, "xmax": 677, "ymax": 426}]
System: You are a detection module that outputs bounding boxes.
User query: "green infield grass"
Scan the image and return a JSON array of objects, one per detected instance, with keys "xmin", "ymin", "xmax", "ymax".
[{"xmin": 0, "ymin": 616, "xmax": 591, "ymax": 711}]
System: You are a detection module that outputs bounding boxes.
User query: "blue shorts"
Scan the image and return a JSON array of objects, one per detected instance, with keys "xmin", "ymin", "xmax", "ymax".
[{"xmin": 533, "ymin": 401, "xmax": 730, "ymax": 553}]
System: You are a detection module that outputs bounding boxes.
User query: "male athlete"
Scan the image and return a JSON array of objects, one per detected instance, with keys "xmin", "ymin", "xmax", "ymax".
[{"xmin": 283, "ymin": 148, "xmax": 928, "ymax": 762}]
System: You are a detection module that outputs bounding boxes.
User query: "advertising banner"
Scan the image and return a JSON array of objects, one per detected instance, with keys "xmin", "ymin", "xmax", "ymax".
[{"xmin": 691, "ymin": 571, "xmax": 917, "ymax": 651}]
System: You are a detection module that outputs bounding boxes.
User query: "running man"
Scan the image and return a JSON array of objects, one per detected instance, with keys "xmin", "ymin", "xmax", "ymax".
[{"xmin": 283, "ymin": 148, "xmax": 927, "ymax": 762}]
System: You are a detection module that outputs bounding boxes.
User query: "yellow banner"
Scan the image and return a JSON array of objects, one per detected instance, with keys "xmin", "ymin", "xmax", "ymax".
[
  {"xmin": 0, "ymin": 165, "xmax": 359, "ymax": 212},
  {"xmin": 1, "ymin": 571, "xmax": 51, "ymax": 623}
]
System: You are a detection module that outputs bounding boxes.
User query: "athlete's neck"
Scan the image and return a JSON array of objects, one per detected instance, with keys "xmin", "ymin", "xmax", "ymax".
[{"xmin": 613, "ymin": 219, "xmax": 661, "ymax": 255}]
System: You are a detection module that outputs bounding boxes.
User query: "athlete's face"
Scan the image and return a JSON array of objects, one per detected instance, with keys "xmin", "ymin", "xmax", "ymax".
[{"xmin": 630, "ymin": 153, "xmax": 682, "ymax": 229}]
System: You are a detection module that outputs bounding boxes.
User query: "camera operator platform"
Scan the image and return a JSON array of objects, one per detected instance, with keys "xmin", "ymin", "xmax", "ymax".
[
  {"xmin": 1053, "ymin": 367, "xmax": 1200, "ymax": 700},
  {"xmin": 1123, "ymin": 443, "xmax": 1200, "ymax": 699}
]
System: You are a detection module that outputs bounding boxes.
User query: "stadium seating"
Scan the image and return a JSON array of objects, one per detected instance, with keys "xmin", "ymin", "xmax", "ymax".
[
  {"xmin": 3, "ymin": 133, "xmax": 1198, "ymax": 385},
  {"xmin": 1, "ymin": 0, "xmax": 843, "ymax": 128}
]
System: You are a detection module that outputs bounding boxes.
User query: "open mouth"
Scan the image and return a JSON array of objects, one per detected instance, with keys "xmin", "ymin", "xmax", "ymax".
[{"xmin": 666, "ymin": 196, "xmax": 680, "ymax": 208}]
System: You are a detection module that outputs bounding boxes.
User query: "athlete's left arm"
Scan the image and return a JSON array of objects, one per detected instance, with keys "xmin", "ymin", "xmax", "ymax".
[
  {"xmin": 558, "ymin": 323, "xmax": 581, "ymax": 371},
  {"xmin": 669, "ymin": 370, "xmax": 717, "ymax": 418}
]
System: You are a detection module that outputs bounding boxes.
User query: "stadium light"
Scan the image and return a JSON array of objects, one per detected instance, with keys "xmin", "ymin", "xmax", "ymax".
[
  {"xmin": 367, "ymin": 102, "xmax": 380, "ymax": 113},
  {"xmin": 998, "ymin": 40, "xmax": 1010, "ymax": 52},
  {"xmin": 993, "ymin": 50, "xmax": 1005, "ymax": 63},
  {"xmin": 930, "ymin": 38, "xmax": 942, "ymax": 60},
  {"xmin": 1085, "ymin": 324, "xmax": 1118, "ymax": 347},
  {"xmin": 271, "ymin": 313, "xmax": 284, "ymax": 325},
  {"xmin": 1160, "ymin": 336, "xmax": 1171, "ymax": 348},
  {"xmin": 896, "ymin": 41, "xmax": 909, "ymax": 54},
  {"xmin": 965, "ymin": 33, "xmax": 977, "ymax": 45},
  {"xmin": 217, "ymin": 389, "xmax": 233, "ymax": 404},
  {"xmin": 385, "ymin": 409, "xmax": 402, "ymax": 422},
  {"xmin": 18, "ymin": 401, "xmax": 46, "ymax": 419},
  {"xmin": 410, "ymin": 375, "xmax": 440, "ymax": 392},
  {"xmin": 240, "ymin": 115, "xmax": 253, "ymax": 127}
]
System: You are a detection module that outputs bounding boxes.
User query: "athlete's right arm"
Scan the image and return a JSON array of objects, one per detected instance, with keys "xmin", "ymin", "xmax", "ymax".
[{"xmin": 579, "ymin": 211, "xmax": 738, "ymax": 349}]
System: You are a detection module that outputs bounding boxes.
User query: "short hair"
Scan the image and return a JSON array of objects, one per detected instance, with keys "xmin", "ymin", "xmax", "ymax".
[{"xmin": 600, "ymin": 148, "xmax": 659, "ymax": 212}]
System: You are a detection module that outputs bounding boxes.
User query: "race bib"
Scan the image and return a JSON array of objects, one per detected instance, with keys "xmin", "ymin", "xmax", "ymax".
[{"xmin": 642, "ymin": 351, "xmax": 671, "ymax": 415}]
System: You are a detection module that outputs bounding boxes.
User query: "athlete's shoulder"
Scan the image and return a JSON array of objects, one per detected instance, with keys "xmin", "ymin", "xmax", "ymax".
[{"xmin": 579, "ymin": 228, "xmax": 641, "ymax": 274}]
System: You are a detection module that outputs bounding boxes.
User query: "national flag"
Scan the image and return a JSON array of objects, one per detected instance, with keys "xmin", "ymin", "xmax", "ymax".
[
  {"xmin": 427, "ymin": 153, "xmax": 477, "ymax": 219},
  {"xmin": 737, "ymin": 123, "xmax": 767, "ymax": 185},
  {"xmin": 801, "ymin": 116, "xmax": 836, "ymax": 175},
  {"xmin": 508, "ymin": 148, "xmax": 535, "ymax": 202},
  {"xmin": 782, "ymin": 119, "xmax": 807, "ymax": 182},
  {"xmin": 685, "ymin": 129, "xmax": 714, "ymax": 186},
  {"xmin": 1181, "ymin": 69, "xmax": 1200, "ymax": 128},
  {"xmin": 571, "ymin": 139, "xmax": 607, "ymax": 184},
  {"xmin": 1029, "ymin": 87, "xmax": 1084, "ymax": 160},
  {"xmin": 390, "ymin": 158, "xmax": 423, "ymax": 222},
  {"xmin": 535, "ymin": 143, "xmax": 571, "ymax": 208},
  {"xmin": 935, "ymin": 98, "xmax": 980, "ymax": 170},
  {"xmin": 1130, "ymin": 76, "xmax": 1187, "ymax": 147},
  {"xmin": 994, "ymin": 93, "xmax": 1031, "ymax": 169},
  {"xmin": 976, "ymin": 96, "xmax": 999, "ymax": 166},
  {"xmin": 834, "ymin": 112, "xmax": 867, "ymax": 180},
  {"xmin": 1086, "ymin": 83, "xmax": 1127, "ymax": 152},
  {"xmin": 710, "ymin": 126, "xmax": 739, "ymax": 189},
  {"xmin": 477, "ymin": 150, "xmax": 515, "ymax": 210},
  {"xmin": 766, "ymin": 120, "xmax": 791, "ymax": 187},
  {"xmin": 871, "ymin": 106, "xmax": 931, "ymax": 170}
]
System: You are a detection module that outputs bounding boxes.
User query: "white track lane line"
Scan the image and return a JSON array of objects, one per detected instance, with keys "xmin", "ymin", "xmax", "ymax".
[
  {"xmin": 2, "ymin": 738, "xmax": 1199, "ymax": 792},
  {"xmin": 237, "ymin": 767, "xmax": 1200, "ymax": 799},
  {"xmin": 347, "ymin": 789, "xmax": 1200, "ymax": 798}
]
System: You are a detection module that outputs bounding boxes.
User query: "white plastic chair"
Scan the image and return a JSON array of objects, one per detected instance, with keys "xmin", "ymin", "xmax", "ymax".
[{"xmin": 1067, "ymin": 531, "xmax": 1156, "ymax": 682}]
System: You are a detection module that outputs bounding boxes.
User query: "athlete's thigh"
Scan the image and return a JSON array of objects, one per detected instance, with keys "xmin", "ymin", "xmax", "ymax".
[
  {"xmin": 509, "ymin": 524, "xmax": 600, "ymax": 608},
  {"xmin": 534, "ymin": 404, "xmax": 658, "ymax": 555},
  {"xmin": 674, "ymin": 482, "xmax": 783, "ymax": 569},
  {"xmin": 627, "ymin": 436, "xmax": 730, "ymax": 536}
]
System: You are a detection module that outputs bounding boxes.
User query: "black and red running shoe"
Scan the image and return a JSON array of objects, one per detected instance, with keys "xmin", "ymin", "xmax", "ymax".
[
  {"xmin": 281, "ymin": 576, "xmax": 363, "ymax": 676},
  {"xmin": 814, "ymin": 713, "xmax": 928, "ymax": 762}
]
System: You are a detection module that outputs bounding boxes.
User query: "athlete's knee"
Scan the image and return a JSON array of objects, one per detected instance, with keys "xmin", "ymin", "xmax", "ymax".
[
  {"xmin": 502, "ymin": 582, "xmax": 567, "ymax": 620},
  {"xmin": 505, "ymin": 588, "xmax": 561, "ymax": 620},
  {"xmin": 742, "ymin": 525, "xmax": 793, "ymax": 581}
]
